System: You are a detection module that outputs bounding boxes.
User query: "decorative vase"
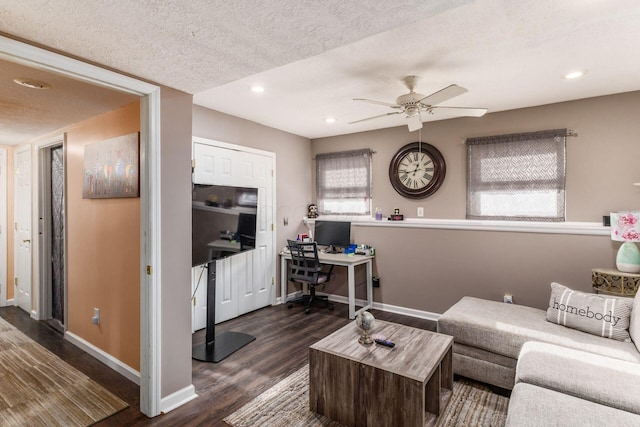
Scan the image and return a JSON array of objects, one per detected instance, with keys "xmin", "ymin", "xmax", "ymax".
[
  {"xmin": 616, "ymin": 241, "xmax": 640, "ymax": 273},
  {"xmin": 355, "ymin": 311, "xmax": 375, "ymax": 345}
]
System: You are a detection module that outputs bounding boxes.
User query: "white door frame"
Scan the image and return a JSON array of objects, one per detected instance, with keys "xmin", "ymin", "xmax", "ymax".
[
  {"xmin": 0, "ymin": 148, "xmax": 7, "ymax": 306},
  {"xmin": 35, "ymin": 136, "xmax": 66, "ymax": 325},
  {"xmin": 0, "ymin": 35, "xmax": 163, "ymax": 417}
]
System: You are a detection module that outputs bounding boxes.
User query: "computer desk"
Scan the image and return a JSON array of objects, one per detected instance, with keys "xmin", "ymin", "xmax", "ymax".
[{"xmin": 280, "ymin": 250, "xmax": 374, "ymax": 319}]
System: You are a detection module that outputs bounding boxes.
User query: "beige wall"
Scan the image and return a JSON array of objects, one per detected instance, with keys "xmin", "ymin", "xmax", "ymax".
[
  {"xmin": 159, "ymin": 87, "xmax": 194, "ymax": 397},
  {"xmin": 312, "ymin": 91, "xmax": 640, "ymax": 312},
  {"xmin": 192, "ymin": 106, "xmax": 312, "ymax": 297},
  {"xmin": 65, "ymin": 102, "xmax": 141, "ymax": 369}
]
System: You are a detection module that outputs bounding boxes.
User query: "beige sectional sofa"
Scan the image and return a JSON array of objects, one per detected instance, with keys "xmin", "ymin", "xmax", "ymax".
[
  {"xmin": 506, "ymin": 341, "xmax": 640, "ymax": 426},
  {"xmin": 437, "ymin": 290, "xmax": 640, "ymax": 425}
]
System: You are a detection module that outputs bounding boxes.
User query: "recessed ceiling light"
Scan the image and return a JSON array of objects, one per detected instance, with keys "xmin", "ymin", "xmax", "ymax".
[
  {"xmin": 564, "ymin": 70, "xmax": 586, "ymax": 79},
  {"xmin": 325, "ymin": 117, "xmax": 336, "ymax": 124},
  {"xmin": 13, "ymin": 78, "xmax": 51, "ymax": 89},
  {"xmin": 250, "ymin": 85, "xmax": 265, "ymax": 93}
]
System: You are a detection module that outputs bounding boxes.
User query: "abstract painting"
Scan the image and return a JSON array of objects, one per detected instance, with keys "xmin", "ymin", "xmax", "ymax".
[{"xmin": 82, "ymin": 132, "xmax": 139, "ymax": 199}]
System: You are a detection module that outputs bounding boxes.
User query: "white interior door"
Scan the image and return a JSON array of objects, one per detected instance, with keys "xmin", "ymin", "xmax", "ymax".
[
  {"xmin": 192, "ymin": 140, "xmax": 275, "ymax": 324},
  {"xmin": 14, "ymin": 145, "xmax": 32, "ymax": 312},
  {"xmin": 236, "ymin": 150, "xmax": 272, "ymax": 314},
  {"xmin": 0, "ymin": 148, "xmax": 7, "ymax": 306}
]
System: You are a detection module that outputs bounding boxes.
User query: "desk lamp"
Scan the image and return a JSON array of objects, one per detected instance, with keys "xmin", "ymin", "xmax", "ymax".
[{"xmin": 610, "ymin": 211, "xmax": 640, "ymax": 273}]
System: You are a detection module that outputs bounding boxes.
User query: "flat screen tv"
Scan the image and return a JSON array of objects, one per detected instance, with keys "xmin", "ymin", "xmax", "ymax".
[{"xmin": 192, "ymin": 184, "xmax": 258, "ymax": 266}]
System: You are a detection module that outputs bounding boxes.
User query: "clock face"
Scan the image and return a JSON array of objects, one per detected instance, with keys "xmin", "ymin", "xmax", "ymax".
[
  {"xmin": 389, "ymin": 142, "xmax": 446, "ymax": 199},
  {"xmin": 397, "ymin": 151, "xmax": 435, "ymax": 190}
]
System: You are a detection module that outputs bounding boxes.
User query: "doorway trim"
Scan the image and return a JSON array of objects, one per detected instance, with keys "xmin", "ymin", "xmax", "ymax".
[
  {"xmin": 35, "ymin": 135, "xmax": 66, "ymax": 327},
  {"xmin": 0, "ymin": 35, "xmax": 163, "ymax": 417},
  {"xmin": 0, "ymin": 148, "xmax": 7, "ymax": 306}
]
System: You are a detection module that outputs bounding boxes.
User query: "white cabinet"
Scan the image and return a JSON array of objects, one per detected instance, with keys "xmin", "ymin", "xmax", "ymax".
[{"xmin": 191, "ymin": 139, "xmax": 276, "ymax": 330}]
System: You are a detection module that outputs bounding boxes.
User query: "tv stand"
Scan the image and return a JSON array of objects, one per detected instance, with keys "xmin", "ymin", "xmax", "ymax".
[{"xmin": 192, "ymin": 262, "xmax": 255, "ymax": 363}]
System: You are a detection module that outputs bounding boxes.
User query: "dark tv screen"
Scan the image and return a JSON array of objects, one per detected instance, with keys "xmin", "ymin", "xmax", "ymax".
[{"xmin": 192, "ymin": 184, "xmax": 258, "ymax": 266}]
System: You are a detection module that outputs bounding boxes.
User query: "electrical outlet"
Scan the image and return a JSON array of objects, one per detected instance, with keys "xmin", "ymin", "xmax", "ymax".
[
  {"xmin": 417, "ymin": 207, "xmax": 424, "ymax": 217},
  {"xmin": 503, "ymin": 294, "xmax": 513, "ymax": 304},
  {"xmin": 92, "ymin": 308, "xmax": 100, "ymax": 324}
]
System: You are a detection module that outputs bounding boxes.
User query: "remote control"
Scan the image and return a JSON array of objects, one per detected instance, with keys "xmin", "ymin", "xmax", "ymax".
[{"xmin": 374, "ymin": 338, "xmax": 395, "ymax": 348}]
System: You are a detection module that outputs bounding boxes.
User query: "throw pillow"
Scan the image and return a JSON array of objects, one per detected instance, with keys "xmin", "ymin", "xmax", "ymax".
[
  {"xmin": 546, "ymin": 282, "xmax": 633, "ymax": 342},
  {"xmin": 629, "ymin": 291, "xmax": 640, "ymax": 351}
]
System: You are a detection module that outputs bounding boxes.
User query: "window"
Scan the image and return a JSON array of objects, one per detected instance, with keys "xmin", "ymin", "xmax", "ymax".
[
  {"xmin": 466, "ymin": 129, "xmax": 567, "ymax": 221},
  {"xmin": 316, "ymin": 149, "xmax": 372, "ymax": 215}
]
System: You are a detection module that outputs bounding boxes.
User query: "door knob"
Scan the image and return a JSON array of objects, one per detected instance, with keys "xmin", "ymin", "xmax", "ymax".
[{"xmin": 23, "ymin": 239, "xmax": 30, "ymax": 243}]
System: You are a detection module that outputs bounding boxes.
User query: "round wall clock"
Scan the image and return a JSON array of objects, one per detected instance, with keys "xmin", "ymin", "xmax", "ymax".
[{"xmin": 389, "ymin": 142, "xmax": 446, "ymax": 199}]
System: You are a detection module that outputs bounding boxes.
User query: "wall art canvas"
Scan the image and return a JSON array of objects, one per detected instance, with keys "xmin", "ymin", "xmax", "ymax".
[{"xmin": 82, "ymin": 132, "xmax": 139, "ymax": 199}]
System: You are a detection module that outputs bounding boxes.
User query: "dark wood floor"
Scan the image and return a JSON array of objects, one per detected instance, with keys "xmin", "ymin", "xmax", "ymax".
[{"xmin": 0, "ymin": 303, "xmax": 436, "ymax": 426}]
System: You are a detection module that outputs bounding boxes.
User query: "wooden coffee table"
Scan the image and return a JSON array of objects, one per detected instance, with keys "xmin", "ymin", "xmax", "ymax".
[{"xmin": 309, "ymin": 320, "xmax": 453, "ymax": 427}]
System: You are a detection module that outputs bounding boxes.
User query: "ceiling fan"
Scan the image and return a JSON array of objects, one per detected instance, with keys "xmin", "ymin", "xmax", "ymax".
[{"xmin": 349, "ymin": 76, "xmax": 487, "ymax": 132}]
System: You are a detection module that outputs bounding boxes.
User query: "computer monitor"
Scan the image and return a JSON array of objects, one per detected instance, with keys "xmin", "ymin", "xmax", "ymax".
[{"xmin": 313, "ymin": 221, "xmax": 351, "ymax": 253}]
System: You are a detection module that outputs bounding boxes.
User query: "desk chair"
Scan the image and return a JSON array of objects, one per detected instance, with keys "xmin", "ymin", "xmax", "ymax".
[{"xmin": 286, "ymin": 240, "xmax": 335, "ymax": 314}]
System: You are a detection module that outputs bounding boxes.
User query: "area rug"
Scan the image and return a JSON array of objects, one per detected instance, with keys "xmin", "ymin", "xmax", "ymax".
[
  {"xmin": 0, "ymin": 316, "xmax": 128, "ymax": 426},
  {"xmin": 224, "ymin": 365, "xmax": 509, "ymax": 427}
]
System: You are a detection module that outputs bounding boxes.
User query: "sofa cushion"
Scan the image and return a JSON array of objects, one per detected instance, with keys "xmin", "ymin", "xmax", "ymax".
[
  {"xmin": 546, "ymin": 282, "xmax": 633, "ymax": 342},
  {"xmin": 453, "ymin": 345, "xmax": 517, "ymax": 390},
  {"xmin": 505, "ymin": 383, "xmax": 640, "ymax": 427},
  {"xmin": 630, "ymin": 291, "xmax": 640, "ymax": 352},
  {"xmin": 438, "ymin": 296, "xmax": 640, "ymax": 363},
  {"xmin": 515, "ymin": 341, "xmax": 640, "ymax": 415}
]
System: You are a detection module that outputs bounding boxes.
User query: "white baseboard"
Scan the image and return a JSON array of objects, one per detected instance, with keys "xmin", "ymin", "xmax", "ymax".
[
  {"xmin": 370, "ymin": 300, "xmax": 441, "ymax": 322},
  {"xmin": 320, "ymin": 293, "xmax": 442, "ymax": 322},
  {"xmin": 30, "ymin": 309, "xmax": 39, "ymax": 320},
  {"xmin": 281, "ymin": 290, "xmax": 441, "ymax": 321},
  {"xmin": 161, "ymin": 384, "xmax": 198, "ymax": 414},
  {"xmin": 64, "ymin": 331, "xmax": 140, "ymax": 385}
]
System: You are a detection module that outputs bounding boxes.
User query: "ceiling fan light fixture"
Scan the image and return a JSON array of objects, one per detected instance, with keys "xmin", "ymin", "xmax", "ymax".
[
  {"xmin": 564, "ymin": 70, "xmax": 587, "ymax": 79},
  {"xmin": 13, "ymin": 78, "xmax": 51, "ymax": 89},
  {"xmin": 351, "ymin": 76, "xmax": 486, "ymax": 129}
]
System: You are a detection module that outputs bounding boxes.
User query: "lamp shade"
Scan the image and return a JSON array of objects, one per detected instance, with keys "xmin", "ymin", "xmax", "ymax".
[
  {"xmin": 610, "ymin": 211, "xmax": 640, "ymax": 273},
  {"xmin": 610, "ymin": 211, "xmax": 640, "ymax": 242}
]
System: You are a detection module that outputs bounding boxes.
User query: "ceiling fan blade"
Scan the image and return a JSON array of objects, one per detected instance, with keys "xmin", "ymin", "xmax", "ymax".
[
  {"xmin": 407, "ymin": 114, "xmax": 423, "ymax": 132},
  {"xmin": 348, "ymin": 111, "xmax": 403, "ymax": 124},
  {"xmin": 429, "ymin": 106, "xmax": 488, "ymax": 117},
  {"xmin": 353, "ymin": 98, "xmax": 401, "ymax": 108},
  {"xmin": 418, "ymin": 84, "xmax": 468, "ymax": 106}
]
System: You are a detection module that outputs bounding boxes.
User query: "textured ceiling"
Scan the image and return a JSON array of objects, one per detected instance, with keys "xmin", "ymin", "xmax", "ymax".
[
  {"xmin": 0, "ymin": 59, "xmax": 138, "ymax": 145},
  {"xmin": 1, "ymin": 0, "xmax": 640, "ymax": 144},
  {"xmin": 194, "ymin": 0, "xmax": 640, "ymax": 138},
  {"xmin": 0, "ymin": 0, "xmax": 471, "ymax": 93}
]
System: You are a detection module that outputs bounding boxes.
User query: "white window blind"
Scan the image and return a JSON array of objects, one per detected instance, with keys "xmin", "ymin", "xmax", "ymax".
[
  {"xmin": 316, "ymin": 149, "xmax": 372, "ymax": 215},
  {"xmin": 466, "ymin": 129, "xmax": 567, "ymax": 221}
]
